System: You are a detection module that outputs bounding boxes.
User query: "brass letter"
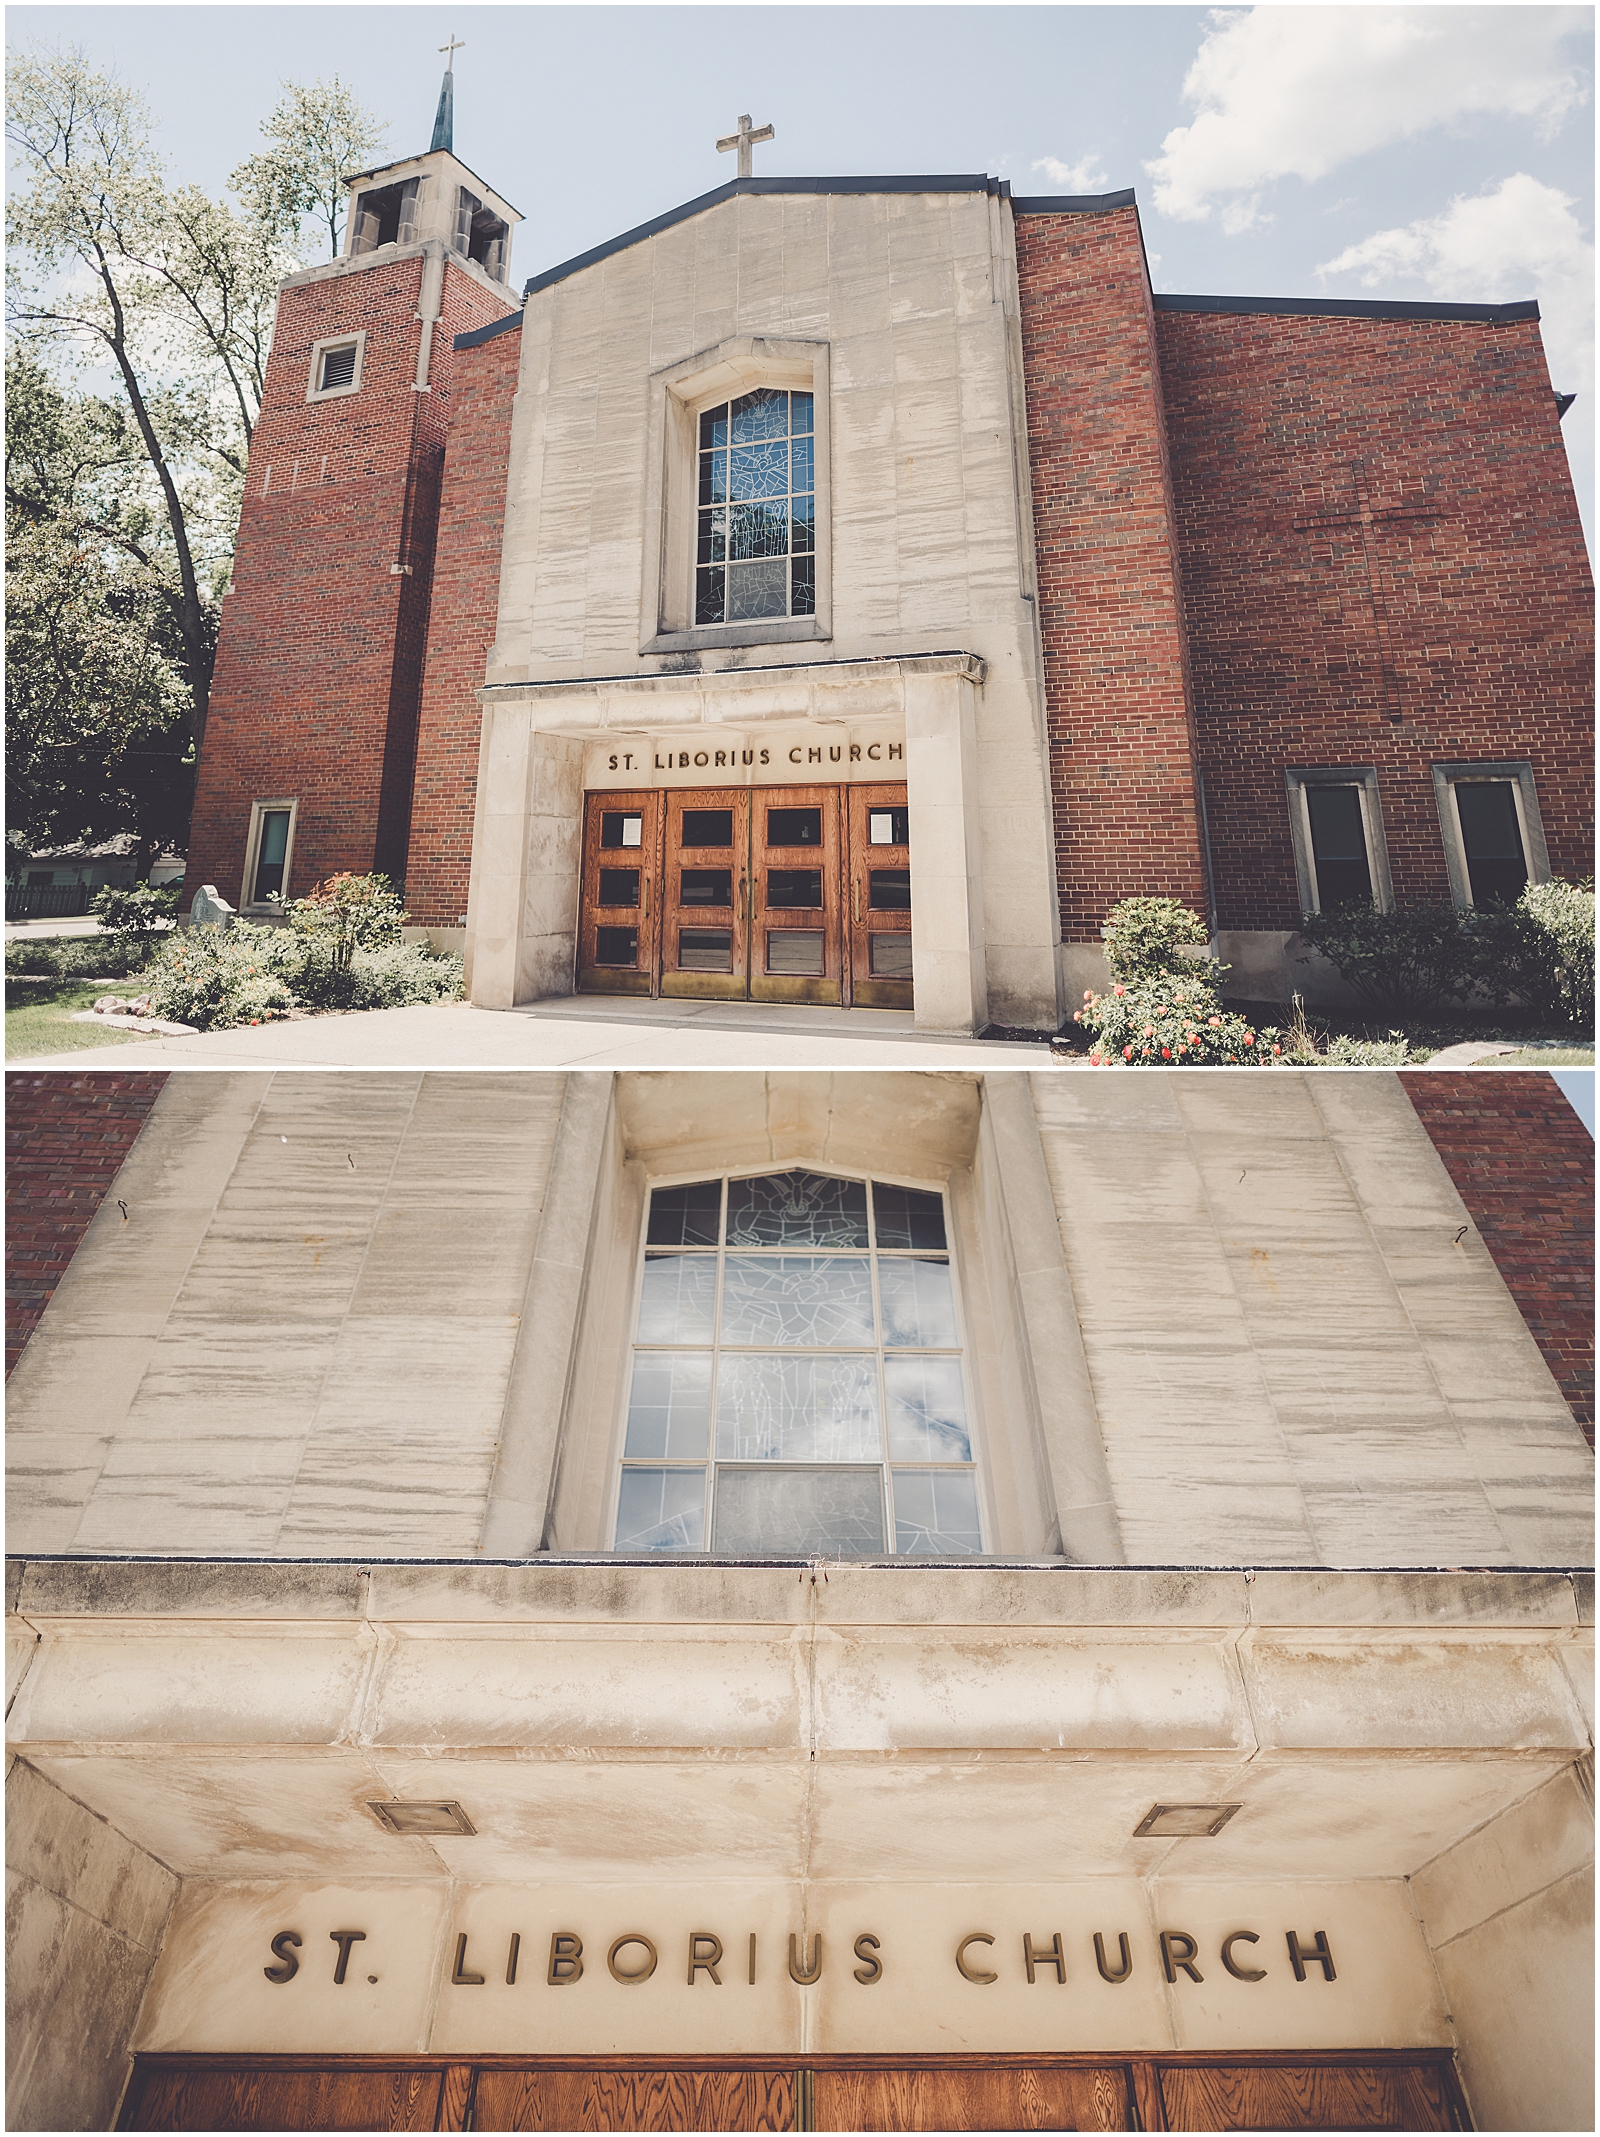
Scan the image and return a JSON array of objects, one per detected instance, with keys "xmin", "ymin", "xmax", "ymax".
[
  {"xmin": 1160, "ymin": 1931, "xmax": 1203, "ymax": 1984},
  {"xmin": 955, "ymin": 1933, "xmax": 998, "ymax": 1984},
  {"xmin": 329, "ymin": 1929, "xmax": 366, "ymax": 1985},
  {"xmin": 506, "ymin": 1933, "xmax": 521, "ymax": 1986},
  {"xmin": 790, "ymin": 748, "xmax": 803, "ymax": 764},
  {"xmin": 452, "ymin": 1933, "xmax": 486, "ymax": 1986},
  {"xmin": 1094, "ymin": 1932, "xmax": 1132, "ymax": 1984},
  {"xmin": 1023, "ymin": 1932, "xmax": 1066, "ymax": 1984},
  {"xmin": 889, "ymin": 743, "xmax": 903, "ymax": 760},
  {"xmin": 1222, "ymin": 1931, "xmax": 1266, "ymax": 1982},
  {"xmin": 608, "ymin": 755, "xmax": 618, "ymax": 772},
  {"xmin": 788, "ymin": 1932, "xmax": 823, "ymax": 1984},
  {"xmin": 547, "ymin": 1932, "xmax": 584, "ymax": 1984},
  {"xmin": 608, "ymin": 1934, "xmax": 658, "ymax": 1983},
  {"xmin": 264, "ymin": 1930, "xmax": 301, "ymax": 1984},
  {"xmin": 808, "ymin": 747, "xmax": 822, "ymax": 763},
  {"xmin": 1286, "ymin": 1930, "xmax": 1336, "ymax": 1982},
  {"xmin": 853, "ymin": 1933, "xmax": 883, "ymax": 1985},
  {"xmin": 829, "ymin": 747, "xmax": 842, "ymax": 762},
  {"xmin": 867, "ymin": 744, "xmax": 882, "ymax": 760},
  {"xmin": 759, "ymin": 749, "xmax": 770, "ymax": 765},
  {"xmin": 688, "ymin": 1932, "xmax": 724, "ymax": 1985},
  {"xmin": 748, "ymin": 1933, "xmax": 757, "ymax": 1984},
  {"xmin": 849, "ymin": 745, "xmax": 862, "ymax": 761}
]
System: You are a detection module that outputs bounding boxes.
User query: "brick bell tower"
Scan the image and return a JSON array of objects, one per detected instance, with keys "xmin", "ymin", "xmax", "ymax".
[{"xmin": 183, "ymin": 51, "xmax": 520, "ymax": 918}]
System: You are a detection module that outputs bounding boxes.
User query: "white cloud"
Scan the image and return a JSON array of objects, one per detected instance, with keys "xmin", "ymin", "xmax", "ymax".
[
  {"xmin": 1317, "ymin": 173, "xmax": 1594, "ymax": 396},
  {"xmin": 1148, "ymin": 6, "xmax": 1590, "ymax": 223},
  {"xmin": 1032, "ymin": 153, "xmax": 1109, "ymax": 192}
]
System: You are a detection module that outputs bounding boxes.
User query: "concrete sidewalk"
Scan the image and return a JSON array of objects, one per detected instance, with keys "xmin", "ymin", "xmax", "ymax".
[{"xmin": 15, "ymin": 994, "xmax": 1057, "ymax": 1069}]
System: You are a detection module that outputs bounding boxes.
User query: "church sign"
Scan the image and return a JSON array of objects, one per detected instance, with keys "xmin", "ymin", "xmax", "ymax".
[
  {"xmin": 131, "ymin": 1881, "xmax": 1450, "ymax": 2060},
  {"xmin": 584, "ymin": 723, "xmax": 905, "ymax": 789}
]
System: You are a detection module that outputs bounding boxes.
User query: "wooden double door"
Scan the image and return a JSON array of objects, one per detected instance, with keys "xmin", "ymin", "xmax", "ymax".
[
  {"xmin": 577, "ymin": 785, "xmax": 912, "ymax": 1009},
  {"xmin": 120, "ymin": 2051, "xmax": 1469, "ymax": 2131}
]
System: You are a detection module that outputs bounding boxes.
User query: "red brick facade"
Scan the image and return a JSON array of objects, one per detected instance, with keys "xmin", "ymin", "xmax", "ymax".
[
  {"xmin": 1406, "ymin": 1074, "xmax": 1595, "ymax": 1442},
  {"xmin": 1015, "ymin": 208, "xmax": 1209, "ymax": 942},
  {"xmin": 1156, "ymin": 307, "xmax": 1595, "ymax": 931},
  {"xmin": 5, "ymin": 1071, "xmax": 168, "ymax": 1377},
  {"xmin": 184, "ymin": 251, "xmax": 515, "ymax": 912},
  {"xmin": 404, "ymin": 319, "xmax": 523, "ymax": 926}
]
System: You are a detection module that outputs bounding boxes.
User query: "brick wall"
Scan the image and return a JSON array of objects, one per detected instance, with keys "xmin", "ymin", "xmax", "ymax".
[
  {"xmin": 403, "ymin": 318, "xmax": 524, "ymax": 927},
  {"xmin": 184, "ymin": 252, "xmax": 516, "ymax": 911},
  {"xmin": 1406, "ymin": 1073, "xmax": 1594, "ymax": 1441},
  {"xmin": 5, "ymin": 1072, "xmax": 168, "ymax": 1377},
  {"xmin": 1015, "ymin": 208, "xmax": 1209, "ymax": 945},
  {"xmin": 1156, "ymin": 307, "xmax": 1595, "ymax": 931}
]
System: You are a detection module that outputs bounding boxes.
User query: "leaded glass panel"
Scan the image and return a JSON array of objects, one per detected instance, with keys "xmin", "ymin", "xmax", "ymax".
[
  {"xmin": 694, "ymin": 389, "xmax": 815, "ymax": 628},
  {"xmin": 726, "ymin": 1170, "xmax": 869, "ymax": 1247},
  {"xmin": 713, "ymin": 1467, "xmax": 886, "ymax": 1556},
  {"xmin": 716, "ymin": 1355, "xmax": 881, "ymax": 1461},
  {"xmin": 616, "ymin": 1170, "xmax": 980, "ymax": 1559}
]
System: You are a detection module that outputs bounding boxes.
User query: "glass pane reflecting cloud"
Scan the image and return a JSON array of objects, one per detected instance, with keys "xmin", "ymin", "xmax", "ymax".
[
  {"xmin": 636, "ymin": 1254, "xmax": 718, "ymax": 1343},
  {"xmin": 716, "ymin": 1354, "xmax": 881, "ymax": 1461},
  {"xmin": 884, "ymin": 1355, "xmax": 971, "ymax": 1461},
  {"xmin": 877, "ymin": 1257, "xmax": 959, "ymax": 1348},
  {"xmin": 721, "ymin": 1256, "xmax": 874, "ymax": 1347},
  {"xmin": 625, "ymin": 1352, "xmax": 712, "ymax": 1459},
  {"xmin": 892, "ymin": 1469, "xmax": 981, "ymax": 1555},
  {"xmin": 616, "ymin": 1467, "xmax": 706, "ymax": 1551},
  {"xmin": 713, "ymin": 1466, "xmax": 885, "ymax": 1556}
]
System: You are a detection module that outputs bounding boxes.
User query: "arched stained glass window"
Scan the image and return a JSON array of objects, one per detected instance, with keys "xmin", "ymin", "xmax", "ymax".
[{"xmin": 614, "ymin": 1169, "xmax": 982, "ymax": 1558}]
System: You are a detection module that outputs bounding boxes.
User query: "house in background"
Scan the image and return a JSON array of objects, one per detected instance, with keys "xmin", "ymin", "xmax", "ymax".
[
  {"xmin": 5, "ymin": 839, "xmax": 186, "ymax": 924},
  {"xmin": 4, "ymin": 1065, "xmax": 1592, "ymax": 2132}
]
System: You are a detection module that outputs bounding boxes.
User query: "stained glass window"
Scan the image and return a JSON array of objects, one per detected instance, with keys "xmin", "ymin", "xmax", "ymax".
[
  {"xmin": 615, "ymin": 1169, "xmax": 981, "ymax": 1559},
  {"xmin": 695, "ymin": 389, "xmax": 816, "ymax": 627}
]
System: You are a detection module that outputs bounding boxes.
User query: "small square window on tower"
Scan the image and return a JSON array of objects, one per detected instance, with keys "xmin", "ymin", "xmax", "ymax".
[{"xmin": 306, "ymin": 332, "xmax": 366, "ymax": 403}]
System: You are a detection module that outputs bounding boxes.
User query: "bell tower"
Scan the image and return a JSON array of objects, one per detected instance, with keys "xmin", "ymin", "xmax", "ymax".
[{"xmin": 182, "ymin": 50, "xmax": 521, "ymax": 918}]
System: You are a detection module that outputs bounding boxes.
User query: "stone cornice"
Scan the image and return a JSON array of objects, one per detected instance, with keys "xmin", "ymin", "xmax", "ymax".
[{"xmin": 478, "ymin": 651, "xmax": 988, "ymax": 710}]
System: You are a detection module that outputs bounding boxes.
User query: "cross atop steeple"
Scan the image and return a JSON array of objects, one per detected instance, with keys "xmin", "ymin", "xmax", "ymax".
[
  {"xmin": 717, "ymin": 112, "xmax": 775, "ymax": 179},
  {"xmin": 430, "ymin": 38, "xmax": 464, "ymax": 154}
]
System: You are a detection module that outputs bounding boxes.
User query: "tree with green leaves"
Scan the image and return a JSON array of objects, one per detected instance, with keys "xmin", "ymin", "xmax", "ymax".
[{"xmin": 5, "ymin": 48, "xmax": 387, "ymax": 871}]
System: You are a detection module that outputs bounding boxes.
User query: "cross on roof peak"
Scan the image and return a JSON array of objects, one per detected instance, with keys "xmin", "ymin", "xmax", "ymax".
[{"xmin": 717, "ymin": 112, "xmax": 775, "ymax": 179}]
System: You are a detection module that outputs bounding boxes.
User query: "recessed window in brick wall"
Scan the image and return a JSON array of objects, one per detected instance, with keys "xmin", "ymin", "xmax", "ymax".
[
  {"xmin": 242, "ymin": 798, "xmax": 299, "ymax": 911},
  {"xmin": 1285, "ymin": 767, "xmax": 1392, "ymax": 914},
  {"xmin": 1431, "ymin": 762, "xmax": 1550, "ymax": 910}
]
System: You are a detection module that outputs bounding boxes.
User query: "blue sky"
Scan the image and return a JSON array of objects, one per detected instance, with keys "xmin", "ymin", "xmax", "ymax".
[{"xmin": 8, "ymin": 3, "xmax": 1594, "ymax": 536}]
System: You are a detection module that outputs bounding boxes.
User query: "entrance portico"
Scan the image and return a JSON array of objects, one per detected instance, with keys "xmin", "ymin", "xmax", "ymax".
[{"xmin": 464, "ymin": 654, "xmax": 1015, "ymax": 1034}]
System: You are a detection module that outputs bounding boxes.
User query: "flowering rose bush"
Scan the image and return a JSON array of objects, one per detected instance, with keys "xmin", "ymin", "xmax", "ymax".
[
  {"xmin": 143, "ymin": 923, "xmax": 296, "ymax": 1030},
  {"xmin": 1074, "ymin": 974, "xmax": 1282, "ymax": 1067}
]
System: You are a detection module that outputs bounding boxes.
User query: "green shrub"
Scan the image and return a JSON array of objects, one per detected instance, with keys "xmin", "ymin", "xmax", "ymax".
[
  {"xmin": 344, "ymin": 943, "xmax": 463, "ymax": 1010},
  {"xmin": 1296, "ymin": 901, "xmax": 1478, "ymax": 1019},
  {"xmin": 1470, "ymin": 880, "xmax": 1595, "ymax": 1030},
  {"xmin": 4, "ymin": 935, "xmax": 158, "ymax": 979},
  {"xmin": 1074, "ymin": 972, "xmax": 1282, "ymax": 1066},
  {"xmin": 91, "ymin": 883, "xmax": 180, "ymax": 937},
  {"xmin": 285, "ymin": 872, "xmax": 407, "ymax": 973},
  {"xmin": 1321, "ymin": 1033, "xmax": 1414, "ymax": 1066},
  {"xmin": 1100, "ymin": 897, "xmax": 1211, "ymax": 982},
  {"xmin": 143, "ymin": 924, "xmax": 296, "ymax": 1030}
]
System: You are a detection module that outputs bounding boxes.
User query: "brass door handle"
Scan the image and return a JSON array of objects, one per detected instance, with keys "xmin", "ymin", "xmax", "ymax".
[{"xmin": 853, "ymin": 880, "xmax": 861, "ymax": 926}]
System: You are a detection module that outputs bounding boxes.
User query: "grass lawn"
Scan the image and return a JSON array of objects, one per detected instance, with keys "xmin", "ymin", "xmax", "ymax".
[
  {"xmin": 5, "ymin": 977, "xmax": 158, "ymax": 1059},
  {"xmin": 1488, "ymin": 1045, "xmax": 1596, "ymax": 1067}
]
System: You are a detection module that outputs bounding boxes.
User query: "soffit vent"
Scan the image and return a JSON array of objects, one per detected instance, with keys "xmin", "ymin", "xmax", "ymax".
[
  {"xmin": 1133, "ymin": 1802, "xmax": 1241, "ymax": 1838},
  {"xmin": 367, "ymin": 1799, "xmax": 478, "ymax": 1836}
]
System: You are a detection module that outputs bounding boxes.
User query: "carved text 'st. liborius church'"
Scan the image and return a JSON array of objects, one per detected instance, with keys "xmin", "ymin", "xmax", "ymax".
[{"xmin": 183, "ymin": 63, "xmax": 1594, "ymax": 1032}]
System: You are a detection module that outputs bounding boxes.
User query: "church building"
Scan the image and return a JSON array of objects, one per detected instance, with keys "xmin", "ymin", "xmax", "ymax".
[
  {"xmin": 5, "ymin": 1064, "xmax": 1593, "ymax": 2132},
  {"xmin": 181, "ymin": 93, "xmax": 1593, "ymax": 1034}
]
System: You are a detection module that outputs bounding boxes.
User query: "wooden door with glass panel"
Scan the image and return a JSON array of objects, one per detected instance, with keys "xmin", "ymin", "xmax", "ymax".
[
  {"xmin": 845, "ymin": 784, "xmax": 912, "ymax": 1008},
  {"xmin": 659, "ymin": 792, "xmax": 751, "ymax": 1000},
  {"xmin": 750, "ymin": 788, "xmax": 844, "ymax": 1005},
  {"xmin": 577, "ymin": 793, "xmax": 662, "ymax": 995}
]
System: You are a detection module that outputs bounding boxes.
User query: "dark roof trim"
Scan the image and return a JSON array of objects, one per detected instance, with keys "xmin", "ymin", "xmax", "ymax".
[
  {"xmin": 1010, "ymin": 189, "xmax": 1137, "ymax": 214},
  {"xmin": 1153, "ymin": 292, "xmax": 1539, "ymax": 325},
  {"xmin": 454, "ymin": 308, "xmax": 525, "ymax": 352},
  {"xmin": 523, "ymin": 174, "xmax": 1012, "ymax": 296}
]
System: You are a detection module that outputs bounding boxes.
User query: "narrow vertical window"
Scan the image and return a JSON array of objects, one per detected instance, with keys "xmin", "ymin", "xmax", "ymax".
[
  {"xmin": 614, "ymin": 1170, "xmax": 982, "ymax": 1557},
  {"xmin": 253, "ymin": 810, "xmax": 292, "ymax": 902},
  {"xmin": 1304, "ymin": 786, "xmax": 1373, "ymax": 910},
  {"xmin": 695, "ymin": 390, "xmax": 815, "ymax": 626}
]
